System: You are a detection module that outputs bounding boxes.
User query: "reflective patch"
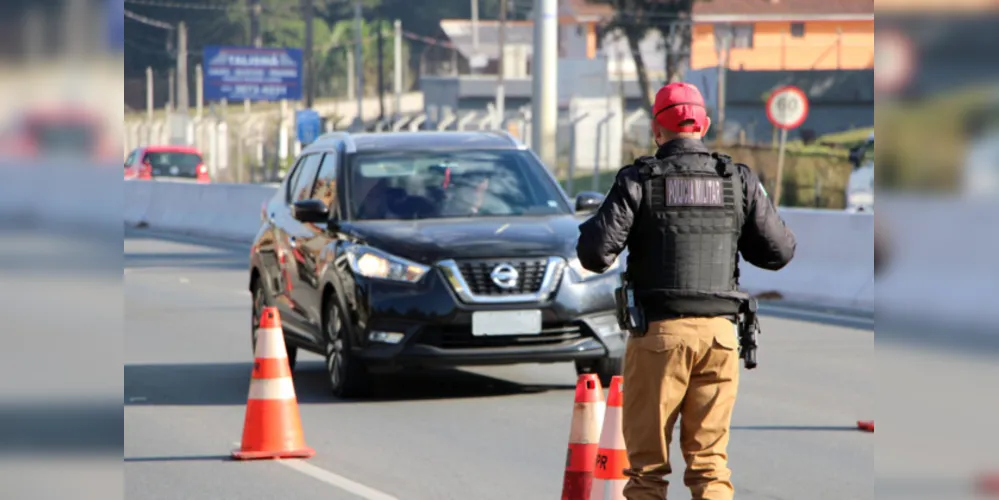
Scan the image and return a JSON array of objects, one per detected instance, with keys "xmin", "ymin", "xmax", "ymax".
[
  {"xmin": 759, "ymin": 182, "xmax": 769, "ymax": 198},
  {"xmin": 665, "ymin": 178, "xmax": 724, "ymax": 206}
]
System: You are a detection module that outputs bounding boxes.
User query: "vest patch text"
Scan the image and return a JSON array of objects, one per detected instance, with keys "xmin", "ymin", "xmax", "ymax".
[{"xmin": 665, "ymin": 178, "xmax": 724, "ymax": 207}]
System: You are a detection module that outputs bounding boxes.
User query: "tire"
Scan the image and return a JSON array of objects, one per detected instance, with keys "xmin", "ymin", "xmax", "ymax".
[
  {"xmin": 323, "ymin": 298, "xmax": 372, "ymax": 398},
  {"xmin": 575, "ymin": 356, "xmax": 623, "ymax": 388},
  {"xmin": 251, "ymin": 280, "xmax": 297, "ymax": 370}
]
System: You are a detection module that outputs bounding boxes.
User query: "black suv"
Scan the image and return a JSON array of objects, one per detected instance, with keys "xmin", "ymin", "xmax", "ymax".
[{"xmin": 249, "ymin": 131, "xmax": 627, "ymax": 397}]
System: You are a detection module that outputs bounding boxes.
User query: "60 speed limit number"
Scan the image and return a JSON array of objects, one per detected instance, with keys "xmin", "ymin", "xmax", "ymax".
[{"xmin": 766, "ymin": 86, "xmax": 809, "ymax": 130}]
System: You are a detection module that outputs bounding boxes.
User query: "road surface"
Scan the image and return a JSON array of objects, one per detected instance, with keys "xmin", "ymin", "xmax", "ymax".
[{"xmin": 124, "ymin": 228, "xmax": 876, "ymax": 500}]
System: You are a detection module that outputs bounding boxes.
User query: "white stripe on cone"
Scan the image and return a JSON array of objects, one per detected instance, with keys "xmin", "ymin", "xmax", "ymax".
[
  {"xmin": 591, "ymin": 479, "xmax": 627, "ymax": 500},
  {"xmin": 247, "ymin": 377, "xmax": 297, "ymax": 400},
  {"xmin": 254, "ymin": 327, "xmax": 288, "ymax": 359},
  {"xmin": 590, "ymin": 403, "xmax": 627, "ymax": 500},
  {"xmin": 569, "ymin": 401, "xmax": 606, "ymax": 444}
]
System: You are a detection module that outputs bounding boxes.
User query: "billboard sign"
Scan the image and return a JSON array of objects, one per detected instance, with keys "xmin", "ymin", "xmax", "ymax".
[{"xmin": 202, "ymin": 46, "xmax": 303, "ymax": 102}]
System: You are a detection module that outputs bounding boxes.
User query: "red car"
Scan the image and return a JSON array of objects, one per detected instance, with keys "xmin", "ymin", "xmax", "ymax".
[
  {"xmin": 124, "ymin": 145, "xmax": 210, "ymax": 183},
  {"xmin": 2, "ymin": 106, "xmax": 117, "ymax": 162}
]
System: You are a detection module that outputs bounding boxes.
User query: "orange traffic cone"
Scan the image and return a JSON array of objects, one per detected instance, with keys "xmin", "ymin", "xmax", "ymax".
[
  {"xmin": 590, "ymin": 376, "xmax": 629, "ymax": 500},
  {"xmin": 561, "ymin": 374, "xmax": 606, "ymax": 500},
  {"xmin": 232, "ymin": 307, "xmax": 315, "ymax": 460},
  {"xmin": 857, "ymin": 420, "xmax": 874, "ymax": 432}
]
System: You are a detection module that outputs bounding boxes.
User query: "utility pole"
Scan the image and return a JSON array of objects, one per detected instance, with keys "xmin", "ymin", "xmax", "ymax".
[
  {"xmin": 353, "ymin": 0, "xmax": 364, "ymax": 127},
  {"xmin": 715, "ymin": 24, "xmax": 731, "ymax": 146},
  {"xmin": 393, "ymin": 19, "xmax": 402, "ymax": 122},
  {"xmin": 146, "ymin": 67, "xmax": 154, "ymax": 122},
  {"xmin": 496, "ymin": 0, "xmax": 507, "ymax": 129},
  {"xmin": 249, "ymin": 0, "xmax": 262, "ymax": 47},
  {"xmin": 303, "ymin": 0, "xmax": 315, "ymax": 108},
  {"xmin": 377, "ymin": 22, "xmax": 385, "ymax": 122},
  {"xmin": 531, "ymin": 0, "xmax": 557, "ymax": 168},
  {"xmin": 471, "ymin": 0, "xmax": 479, "ymax": 72},
  {"xmin": 177, "ymin": 21, "xmax": 189, "ymax": 115}
]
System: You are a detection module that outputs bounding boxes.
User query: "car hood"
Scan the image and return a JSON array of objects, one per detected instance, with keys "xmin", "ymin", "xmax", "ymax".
[{"xmin": 341, "ymin": 215, "xmax": 591, "ymax": 264}]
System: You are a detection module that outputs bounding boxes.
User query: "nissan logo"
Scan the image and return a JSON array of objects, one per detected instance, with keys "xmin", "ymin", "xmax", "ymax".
[{"xmin": 490, "ymin": 263, "xmax": 519, "ymax": 290}]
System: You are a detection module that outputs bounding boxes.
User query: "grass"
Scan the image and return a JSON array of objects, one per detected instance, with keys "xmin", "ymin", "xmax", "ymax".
[{"xmin": 557, "ymin": 126, "xmax": 872, "ymax": 209}]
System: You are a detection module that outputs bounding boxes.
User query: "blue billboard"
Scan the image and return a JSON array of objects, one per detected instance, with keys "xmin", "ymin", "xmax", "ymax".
[
  {"xmin": 202, "ymin": 46, "xmax": 303, "ymax": 102},
  {"xmin": 107, "ymin": 0, "xmax": 123, "ymax": 52}
]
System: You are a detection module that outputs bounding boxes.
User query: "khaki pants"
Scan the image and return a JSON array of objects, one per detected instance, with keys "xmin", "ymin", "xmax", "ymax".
[{"xmin": 621, "ymin": 317, "xmax": 741, "ymax": 500}]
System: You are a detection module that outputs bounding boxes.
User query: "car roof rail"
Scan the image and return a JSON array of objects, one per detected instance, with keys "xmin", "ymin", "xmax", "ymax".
[
  {"xmin": 487, "ymin": 129, "xmax": 527, "ymax": 149},
  {"xmin": 313, "ymin": 131, "xmax": 357, "ymax": 153}
]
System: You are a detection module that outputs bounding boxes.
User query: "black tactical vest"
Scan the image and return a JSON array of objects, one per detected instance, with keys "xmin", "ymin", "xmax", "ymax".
[{"xmin": 627, "ymin": 152, "xmax": 748, "ymax": 318}]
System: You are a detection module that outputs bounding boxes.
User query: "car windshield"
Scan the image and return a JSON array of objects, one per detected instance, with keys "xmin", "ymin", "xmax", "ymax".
[
  {"xmin": 145, "ymin": 152, "xmax": 202, "ymax": 177},
  {"xmin": 348, "ymin": 149, "xmax": 570, "ymax": 220}
]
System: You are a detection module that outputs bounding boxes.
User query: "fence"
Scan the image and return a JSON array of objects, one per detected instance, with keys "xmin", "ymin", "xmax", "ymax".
[{"xmin": 122, "ymin": 100, "xmax": 853, "ymax": 207}]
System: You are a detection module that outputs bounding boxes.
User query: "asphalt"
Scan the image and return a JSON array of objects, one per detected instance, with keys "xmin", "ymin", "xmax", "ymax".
[{"xmin": 123, "ymin": 228, "xmax": 881, "ymax": 500}]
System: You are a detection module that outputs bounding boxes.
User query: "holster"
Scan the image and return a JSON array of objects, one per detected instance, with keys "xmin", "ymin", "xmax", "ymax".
[
  {"xmin": 738, "ymin": 298, "xmax": 760, "ymax": 369},
  {"xmin": 614, "ymin": 273, "xmax": 648, "ymax": 337}
]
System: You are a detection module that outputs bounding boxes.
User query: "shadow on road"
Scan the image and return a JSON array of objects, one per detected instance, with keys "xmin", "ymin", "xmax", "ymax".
[
  {"xmin": 124, "ymin": 360, "xmax": 572, "ymax": 407},
  {"xmin": 124, "ymin": 251, "xmax": 249, "ymax": 271},
  {"xmin": 124, "ymin": 455, "xmax": 230, "ymax": 463},
  {"xmin": 731, "ymin": 425, "xmax": 860, "ymax": 432}
]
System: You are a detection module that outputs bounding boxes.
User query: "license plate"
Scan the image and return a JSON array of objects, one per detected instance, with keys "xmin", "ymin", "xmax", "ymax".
[{"xmin": 471, "ymin": 310, "xmax": 542, "ymax": 336}]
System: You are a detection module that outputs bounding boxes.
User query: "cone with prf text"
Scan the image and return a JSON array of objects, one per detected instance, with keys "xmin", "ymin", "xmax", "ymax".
[
  {"xmin": 590, "ymin": 376, "xmax": 629, "ymax": 500},
  {"xmin": 560, "ymin": 374, "xmax": 606, "ymax": 500},
  {"xmin": 232, "ymin": 307, "xmax": 315, "ymax": 460}
]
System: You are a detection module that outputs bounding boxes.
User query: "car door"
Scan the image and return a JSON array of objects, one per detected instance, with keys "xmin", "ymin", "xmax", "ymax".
[
  {"xmin": 279, "ymin": 152, "xmax": 325, "ymax": 335},
  {"xmin": 289, "ymin": 147, "xmax": 343, "ymax": 337},
  {"xmin": 258, "ymin": 155, "xmax": 307, "ymax": 323}
]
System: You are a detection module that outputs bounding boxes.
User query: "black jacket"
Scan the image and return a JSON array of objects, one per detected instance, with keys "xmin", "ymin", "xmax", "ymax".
[{"xmin": 576, "ymin": 139, "xmax": 797, "ymax": 291}]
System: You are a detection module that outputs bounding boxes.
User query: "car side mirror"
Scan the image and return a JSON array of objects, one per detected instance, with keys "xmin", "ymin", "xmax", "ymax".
[
  {"xmin": 291, "ymin": 199, "xmax": 330, "ymax": 224},
  {"xmin": 575, "ymin": 191, "xmax": 604, "ymax": 213}
]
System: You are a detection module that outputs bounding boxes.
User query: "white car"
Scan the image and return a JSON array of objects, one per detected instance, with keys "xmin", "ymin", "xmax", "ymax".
[{"xmin": 846, "ymin": 132, "xmax": 875, "ymax": 212}]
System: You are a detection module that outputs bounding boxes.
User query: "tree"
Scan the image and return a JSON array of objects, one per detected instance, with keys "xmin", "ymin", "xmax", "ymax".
[{"xmin": 586, "ymin": 0, "xmax": 698, "ymax": 112}]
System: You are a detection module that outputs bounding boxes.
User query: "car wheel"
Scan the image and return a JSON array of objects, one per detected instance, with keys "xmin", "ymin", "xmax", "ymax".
[
  {"xmin": 575, "ymin": 356, "xmax": 622, "ymax": 388},
  {"xmin": 323, "ymin": 299, "xmax": 372, "ymax": 399},
  {"xmin": 251, "ymin": 281, "xmax": 297, "ymax": 370}
]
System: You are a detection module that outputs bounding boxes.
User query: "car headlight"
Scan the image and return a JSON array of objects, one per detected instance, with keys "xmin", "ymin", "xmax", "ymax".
[
  {"xmin": 344, "ymin": 245, "xmax": 430, "ymax": 283},
  {"xmin": 568, "ymin": 256, "xmax": 620, "ymax": 281}
]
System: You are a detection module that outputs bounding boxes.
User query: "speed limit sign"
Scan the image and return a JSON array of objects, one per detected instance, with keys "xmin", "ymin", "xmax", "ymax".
[
  {"xmin": 766, "ymin": 85, "xmax": 809, "ymax": 130},
  {"xmin": 764, "ymin": 85, "xmax": 809, "ymax": 207}
]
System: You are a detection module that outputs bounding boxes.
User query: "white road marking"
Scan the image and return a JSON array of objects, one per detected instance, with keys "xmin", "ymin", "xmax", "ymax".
[{"xmin": 278, "ymin": 459, "xmax": 401, "ymax": 500}]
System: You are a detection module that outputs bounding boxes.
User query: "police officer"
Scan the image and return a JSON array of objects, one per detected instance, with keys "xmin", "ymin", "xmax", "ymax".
[{"xmin": 575, "ymin": 82, "xmax": 797, "ymax": 500}]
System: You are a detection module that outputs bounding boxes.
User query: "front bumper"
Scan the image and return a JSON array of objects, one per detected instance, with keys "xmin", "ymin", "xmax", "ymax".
[{"xmin": 345, "ymin": 263, "xmax": 626, "ymax": 368}]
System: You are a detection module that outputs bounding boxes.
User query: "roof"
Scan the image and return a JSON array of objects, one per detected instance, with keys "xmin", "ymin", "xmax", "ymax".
[
  {"xmin": 692, "ymin": 0, "xmax": 874, "ymax": 20},
  {"xmin": 311, "ymin": 131, "xmax": 525, "ymax": 154},
  {"xmin": 565, "ymin": 0, "xmax": 873, "ymax": 22},
  {"xmin": 439, "ymin": 20, "xmax": 536, "ymax": 60}
]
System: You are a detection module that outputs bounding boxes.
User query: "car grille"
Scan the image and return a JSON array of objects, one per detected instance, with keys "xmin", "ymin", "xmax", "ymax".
[
  {"xmin": 457, "ymin": 258, "xmax": 549, "ymax": 296},
  {"xmin": 419, "ymin": 323, "xmax": 584, "ymax": 349}
]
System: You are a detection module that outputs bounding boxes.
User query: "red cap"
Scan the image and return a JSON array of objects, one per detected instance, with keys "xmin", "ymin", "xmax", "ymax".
[{"xmin": 653, "ymin": 82, "xmax": 709, "ymax": 134}]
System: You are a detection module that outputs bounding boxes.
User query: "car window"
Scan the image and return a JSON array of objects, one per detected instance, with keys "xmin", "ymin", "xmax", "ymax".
[
  {"xmin": 285, "ymin": 156, "xmax": 308, "ymax": 203},
  {"xmin": 290, "ymin": 153, "xmax": 324, "ymax": 203},
  {"xmin": 143, "ymin": 151, "xmax": 203, "ymax": 178},
  {"xmin": 125, "ymin": 149, "xmax": 137, "ymax": 168},
  {"xmin": 348, "ymin": 149, "xmax": 571, "ymax": 220},
  {"xmin": 312, "ymin": 152, "xmax": 339, "ymax": 211}
]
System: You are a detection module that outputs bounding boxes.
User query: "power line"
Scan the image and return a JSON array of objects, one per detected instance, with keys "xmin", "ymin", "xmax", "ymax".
[
  {"xmin": 124, "ymin": 0, "xmax": 236, "ymax": 10},
  {"xmin": 124, "ymin": 9, "xmax": 176, "ymax": 30}
]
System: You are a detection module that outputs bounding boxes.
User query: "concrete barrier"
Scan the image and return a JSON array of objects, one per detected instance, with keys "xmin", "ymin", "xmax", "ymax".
[
  {"xmin": 739, "ymin": 208, "xmax": 874, "ymax": 312},
  {"xmin": 126, "ymin": 179, "xmax": 277, "ymax": 242},
  {"xmin": 124, "ymin": 180, "xmax": 876, "ymax": 312}
]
